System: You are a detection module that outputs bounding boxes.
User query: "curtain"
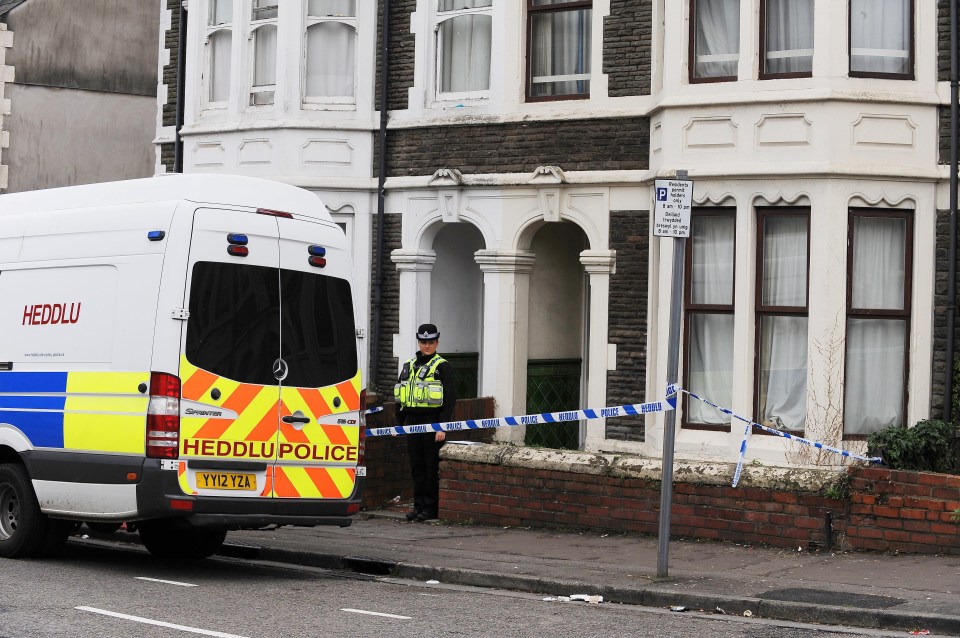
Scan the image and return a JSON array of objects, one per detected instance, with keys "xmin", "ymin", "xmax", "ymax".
[
  {"xmin": 306, "ymin": 22, "xmax": 356, "ymax": 98},
  {"xmin": 693, "ymin": 0, "xmax": 740, "ymax": 79},
  {"xmin": 530, "ymin": 9, "xmax": 592, "ymax": 97},
  {"xmin": 309, "ymin": 0, "xmax": 356, "ymax": 16},
  {"xmin": 253, "ymin": 25, "xmax": 277, "ymax": 87},
  {"xmin": 845, "ymin": 216, "xmax": 907, "ymax": 434},
  {"xmin": 209, "ymin": 30, "xmax": 232, "ymax": 102},
  {"xmin": 688, "ymin": 216, "xmax": 735, "ymax": 424},
  {"xmin": 850, "ymin": 0, "xmax": 910, "ymax": 74},
  {"xmin": 758, "ymin": 215, "xmax": 808, "ymax": 431},
  {"xmin": 440, "ymin": 0, "xmax": 492, "ymax": 10},
  {"xmin": 764, "ymin": 0, "xmax": 814, "ymax": 74},
  {"xmin": 439, "ymin": 15, "xmax": 492, "ymax": 93}
]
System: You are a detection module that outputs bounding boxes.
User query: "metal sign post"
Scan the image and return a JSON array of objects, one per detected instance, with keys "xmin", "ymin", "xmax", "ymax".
[{"xmin": 652, "ymin": 174, "xmax": 692, "ymax": 579}]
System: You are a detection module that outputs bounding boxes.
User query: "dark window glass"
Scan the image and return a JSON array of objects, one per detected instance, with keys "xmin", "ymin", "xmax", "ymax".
[
  {"xmin": 186, "ymin": 262, "xmax": 280, "ymax": 386},
  {"xmin": 279, "ymin": 269, "xmax": 357, "ymax": 388}
]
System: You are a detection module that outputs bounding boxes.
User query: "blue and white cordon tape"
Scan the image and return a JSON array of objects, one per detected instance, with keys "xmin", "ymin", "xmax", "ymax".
[
  {"xmin": 364, "ymin": 385, "xmax": 881, "ymax": 487},
  {"xmin": 677, "ymin": 388, "xmax": 882, "ymax": 487}
]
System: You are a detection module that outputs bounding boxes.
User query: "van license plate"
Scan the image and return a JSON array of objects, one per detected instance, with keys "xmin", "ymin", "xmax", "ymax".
[{"xmin": 197, "ymin": 472, "xmax": 257, "ymax": 491}]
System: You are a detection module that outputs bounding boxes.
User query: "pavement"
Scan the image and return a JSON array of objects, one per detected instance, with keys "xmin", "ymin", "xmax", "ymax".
[{"xmin": 78, "ymin": 507, "xmax": 960, "ymax": 636}]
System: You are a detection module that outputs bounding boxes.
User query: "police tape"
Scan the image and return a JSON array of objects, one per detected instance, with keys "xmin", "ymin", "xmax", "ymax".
[
  {"xmin": 363, "ymin": 406, "xmax": 384, "ymax": 415},
  {"xmin": 679, "ymin": 388, "xmax": 883, "ymax": 487},
  {"xmin": 364, "ymin": 396, "xmax": 674, "ymax": 437}
]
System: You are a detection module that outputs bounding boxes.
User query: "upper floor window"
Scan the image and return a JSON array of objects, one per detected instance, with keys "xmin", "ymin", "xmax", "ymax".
[
  {"xmin": 844, "ymin": 210, "xmax": 912, "ymax": 436},
  {"xmin": 206, "ymin": 0, "xmax": 233, "ymax": 104},
  {"xmin": 436, "ymin": 0, "xmax": 493, "ymax": 99},
  {"xmin": 755, "ymin": 209, "xmax": 809, "ymax": 433},
  {"xmin": 683, "ymin": 209, "xmax": 736, "ymax": 430},
  {"xmin": 690, "ymin": 0, "xmax": 739, "ymax": 83},
  {"xmin": 527, "ymin": 0, "xmax": 591, "ymax": 101},
  {"xmin": 250, "ymin": 0, "xmax": 278, "ymax": 106},
  {"xmin": 760, "ymin": 0, "xmax": 813, "ymax": 79},
  {"xmin": 304, "ymin": 0, "xmax": 357, "ymax": 103},
  {"xmin": 849, "ymin": 0, "xmax": 913, "ymax": 79}
]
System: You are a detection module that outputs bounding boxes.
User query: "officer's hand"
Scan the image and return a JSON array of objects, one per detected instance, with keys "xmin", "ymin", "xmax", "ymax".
[{"xmin": 435, "ymin": 432, "xmax": 446, "ymax": 442}]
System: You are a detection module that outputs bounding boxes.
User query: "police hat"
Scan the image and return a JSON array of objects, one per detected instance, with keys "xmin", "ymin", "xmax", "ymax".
[{"xmin": 416, "ymin": 323, "xmax": 439, "ymax": 340}]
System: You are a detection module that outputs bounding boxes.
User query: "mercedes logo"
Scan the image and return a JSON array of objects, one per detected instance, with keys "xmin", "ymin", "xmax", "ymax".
[{"xmin": 272, "ymin": 358, "xmax": 289, "ymax": 381}]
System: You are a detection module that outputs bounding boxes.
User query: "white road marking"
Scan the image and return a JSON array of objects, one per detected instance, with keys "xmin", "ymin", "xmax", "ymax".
[
  {"xmin": 75, "ymin": 607, "xmax": 249, "ymax": 638},
  {"xmin": 340, "ymin": 608, "xmax": 411, "ymax": 620},
  {"xmin": 135, "ymin": 576, "xmax": 198, "ymax": 587}
]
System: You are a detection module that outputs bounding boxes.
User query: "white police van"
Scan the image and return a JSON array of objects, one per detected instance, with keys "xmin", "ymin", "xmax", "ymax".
[{"xmin": 0, "ymin": 174, "xmax": 365, "ymax": 559}]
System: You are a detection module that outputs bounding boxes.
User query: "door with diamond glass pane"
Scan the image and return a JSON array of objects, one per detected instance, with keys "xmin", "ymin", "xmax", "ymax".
[{"xmin": 524, "ymin": 359, "xmax": 581, "ymax": 449}]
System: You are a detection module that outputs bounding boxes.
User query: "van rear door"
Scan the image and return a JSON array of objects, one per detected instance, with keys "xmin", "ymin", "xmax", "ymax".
[
  {"xmin": 177, "ymin": 208, "xmax": 282, "ymax": 498},
  {"xmin": 273, "ymin": 218, "xmax": 361, "ymax": 500}
]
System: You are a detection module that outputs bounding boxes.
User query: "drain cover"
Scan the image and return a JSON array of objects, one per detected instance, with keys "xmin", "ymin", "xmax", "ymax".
[{"xmin": 760, "ymin": 588, "xmax": 904, "ymax": 609}]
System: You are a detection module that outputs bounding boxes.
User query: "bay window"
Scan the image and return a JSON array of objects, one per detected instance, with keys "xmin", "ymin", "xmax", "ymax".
[
  {"xmin": 437, "ymin": 0, "xmax": 493, "ymax": 98},
  {"xmin": 690, "ymin": 0, "xmax": 739, "ymax": 82},
  {"xmin": 250, "ymin": 0, "xmax": 278, "ymax": 106},
  {"xmin": 844, "ymin": 210, "xmax": 911, "ymax": 436},
  {"xmin": 304, "ymin": 0, "xmax": 357, "ymax": 103},
  {"xmin": 206, "ymin": 0, "xmax": 233, "ymax": 104},
  {"xmin": 527, "ymin": 0, "xmax": 591, "ymax": 100},
  {"xmin": 760, "ymin": 0, "xmax": 814, "ymax": 79},
  {"xmin": 849, "ymin": 0, "xmax": 913, "ymax": 78},
  {"xmin": 683, "ymin": 210, "xmax": 736, "ymax": 430},
  {"xmin": 756, "ymin": 210, "xmax": 809, "ymax": 433}
]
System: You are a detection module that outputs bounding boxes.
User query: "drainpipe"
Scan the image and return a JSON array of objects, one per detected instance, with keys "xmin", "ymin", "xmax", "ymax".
[
  {"xmin": 370, "ymin": 0, "xmax": 390, "ymax": 397},
  {"xmin": 946, "ymin": 0, "xmax": 958, "ymax": 421},
  {"xmin": 173, "ymin": 1, "xmax": 187, "ymax": 173}
]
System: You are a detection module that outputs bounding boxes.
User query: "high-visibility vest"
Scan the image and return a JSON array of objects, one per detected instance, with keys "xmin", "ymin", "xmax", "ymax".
[{"xmin": 394, "ymin": 354, "xmax": 446, "ymax": 409}]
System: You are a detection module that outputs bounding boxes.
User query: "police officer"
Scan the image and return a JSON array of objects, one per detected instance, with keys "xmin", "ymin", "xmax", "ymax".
[{"xmin": 395, "ymin": 323, "xmax": 456, "ymax": 522}]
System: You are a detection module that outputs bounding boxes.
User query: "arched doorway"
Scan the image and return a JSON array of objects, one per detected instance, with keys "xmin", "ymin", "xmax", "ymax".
[{"xmin": 525, "ymin": 222, "xmax": 589, "ymax": 449}]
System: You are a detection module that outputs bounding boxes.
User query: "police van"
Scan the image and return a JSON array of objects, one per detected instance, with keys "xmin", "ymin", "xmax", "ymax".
[{"xmin": 0, "ymin": 174, "xmax": 365, "ymax": 559}]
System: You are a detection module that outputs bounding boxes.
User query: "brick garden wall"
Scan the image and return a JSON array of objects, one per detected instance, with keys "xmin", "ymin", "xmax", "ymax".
[
  {"xmin": 362, "ymin": 397, "xmax": 496, "ymax": 509},
  {"xmin": 439, "ymin": 450, "xmax": 960, "ymax": 555}
]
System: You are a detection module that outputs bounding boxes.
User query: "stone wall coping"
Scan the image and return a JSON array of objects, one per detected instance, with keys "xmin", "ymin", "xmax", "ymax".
[{"xmin": 442, "ymin": 443, "xmax": 846, "ymax": 492}]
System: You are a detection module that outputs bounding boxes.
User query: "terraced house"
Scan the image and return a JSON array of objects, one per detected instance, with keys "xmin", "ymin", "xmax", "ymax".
[{"xmin": 154, "ymin": 0, "xmax": 958, "ymax": 471}]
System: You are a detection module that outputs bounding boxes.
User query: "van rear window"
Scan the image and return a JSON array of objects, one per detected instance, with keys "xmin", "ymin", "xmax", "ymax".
[{"xmin": 186, "ymin": 262, "xmax": 357, "ymax": 388}]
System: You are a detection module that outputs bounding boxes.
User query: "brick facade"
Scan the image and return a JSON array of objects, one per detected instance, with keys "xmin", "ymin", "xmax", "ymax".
[
  {"xmin": 603, "ymin": 0, "xmax": 653, "ymax": 97},
  {"xmin": 440, "ymin": 454, "xmax": 960, "ymax": 555},
  {"xmin": 385, "ymin": 117, "xmax": 650, "ymax": 177},
  {"xmin": 370, "ymin": 211, "xmax": 402, "ymax": 396},
  {"xmin": 375, "ymin": 0, "xmax": 415, "ymax": 112},
  {"xmin": 160, "ymin": 0, "xmax": 180, "ymax": 173},
  {"xmin": 606, "ymin": 210, "xmax": 649, "ymax": 441}
]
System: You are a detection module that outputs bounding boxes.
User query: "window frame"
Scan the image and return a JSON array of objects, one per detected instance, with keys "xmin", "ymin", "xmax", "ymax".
[
  {"xmin": 758, "ymin": 0, "xmax": 814, "ymax": 81},
  {"xmin": 843, "ymin": 208, "xmax": 913, "ymax": 439},
  {"xmin": 688, "ymin": 0, "xmax": 739, "ymax": 84},
  {"xmin": 204, "ymin": 0, "xmax": 234, "ymax": 108},
  {"xmin": 847, "ymin": 0, "xmax": 914, "ymax": 80},
  {"xmin": 682, "ymin": 208, "xmax": 737, "ymax": 432},
  {"xmin": 525, "ymin": 0, "xmax": 592, "ymax": 103},
  {"xmin": 302, "ymin": 2, "xmax": 358, "ymax": 107},
  {"xmin": 248, "ymin": 1, "xmax": 279, "ymax": 107},
  {"xmin": 753, "ymin": 207, "xmax": 811, "ymax": 435},
  {"xmin": 435, "ymin": 1, "xmax": 494, "ymax": 103}
]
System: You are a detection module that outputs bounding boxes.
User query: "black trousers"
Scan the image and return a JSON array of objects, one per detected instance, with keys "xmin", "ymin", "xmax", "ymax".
[{"xmin": 407, "ymin": 432, "xmax": 442, "ymax": 514}]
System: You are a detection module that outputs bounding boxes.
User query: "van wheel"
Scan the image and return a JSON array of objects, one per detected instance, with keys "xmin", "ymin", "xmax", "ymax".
[
  {"xmin": 138, "ymin": 520, "xmax": 226, "ymax": 560},
  {"xmin": 0, "ymin": 463, "xmax": 62, "ymax": 558}
]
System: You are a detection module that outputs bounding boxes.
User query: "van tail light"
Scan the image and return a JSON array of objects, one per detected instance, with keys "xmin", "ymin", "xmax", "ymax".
[
  {"xmin": 257, "ymin": 208, "xmax": 293, "ymax": 219},
  {"xmin": 357, "ymin": 389, "xmax": 367, "ymax": 468},
  {"xmin": 146, "ymin": 372, "xmax": 181, "ymax": 459}
]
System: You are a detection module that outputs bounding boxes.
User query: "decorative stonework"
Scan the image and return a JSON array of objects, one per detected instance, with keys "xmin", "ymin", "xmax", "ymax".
[{"xmin": 0, "ymin": 22, "xmax": 12, "ymax": 191}]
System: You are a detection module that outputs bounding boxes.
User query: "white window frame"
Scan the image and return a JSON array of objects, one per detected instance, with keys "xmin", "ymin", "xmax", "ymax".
[
  {"xmin": 302, "ymin": 2, "xmax": 358, "ymax": 107},
  {"xmin": 434, "ymin": 1, "xmax": 493, "ymax": 103},
  {"xmin": 248, "ymin": 0, "xmax": 278, "ymax": 107},
  {"xmin": 204, "ymin": 0, "xmax": 234, "ymax": 109}
]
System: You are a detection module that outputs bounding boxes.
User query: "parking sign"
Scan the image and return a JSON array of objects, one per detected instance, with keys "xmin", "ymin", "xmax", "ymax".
[{"xmin": 653, "ymin": 179, "xmax": 692, "ymax": 238}]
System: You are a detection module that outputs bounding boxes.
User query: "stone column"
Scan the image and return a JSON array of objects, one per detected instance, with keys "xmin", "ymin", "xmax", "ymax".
[
  {"xmin": 391, "ymin": 249, "xmax": 436, "ymax": 364},
  {"xmin": 475, "ymin": 249, "xmax": 536, "ymax": 444},
  {"xmin": 581, "ymin": 250, "xmax": 617, "ymax": 451}
]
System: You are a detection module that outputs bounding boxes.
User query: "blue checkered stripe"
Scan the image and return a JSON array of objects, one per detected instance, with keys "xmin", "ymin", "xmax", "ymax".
[{"xmin": 365, "ymin": 397, "xmax": 672, "ymax": 437}]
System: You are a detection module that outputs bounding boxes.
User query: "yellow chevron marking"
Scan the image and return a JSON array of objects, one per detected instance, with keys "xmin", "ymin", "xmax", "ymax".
[{"xmin": 328, "ymin": 467, "xmax": 356, "ymax": 497}]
